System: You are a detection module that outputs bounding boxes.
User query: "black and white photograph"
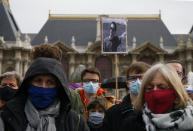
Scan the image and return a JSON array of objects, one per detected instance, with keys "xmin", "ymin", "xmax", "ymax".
[{"xmin": 102, "ymin": 18, "xmax": 127, "ymax": 54}]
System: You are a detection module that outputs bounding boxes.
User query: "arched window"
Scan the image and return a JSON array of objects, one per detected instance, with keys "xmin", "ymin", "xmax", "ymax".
[{"xmin": 95, "ymin": 56, "xmax": 112, "ymax": 80}]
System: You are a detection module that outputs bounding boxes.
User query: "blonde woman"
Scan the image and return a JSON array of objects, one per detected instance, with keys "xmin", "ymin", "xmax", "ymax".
[{"xmin": 120, "ymin": 63, "xmax": 193, "ymax": 131}]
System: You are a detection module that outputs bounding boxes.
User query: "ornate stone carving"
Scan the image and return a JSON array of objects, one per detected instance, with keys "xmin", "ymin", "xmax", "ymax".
[
  {"xmin": 71, "ymin": 36, "xmax": 76, "ymax": 49},
  {"xmin": 132, "ymin": 36, "xmax": 136, "ymax": 49},
  {"xmin": 159, "ymin": 36, "xmax": 164, "ymax": 49},
  {"xmin": 44, "ymin": 36, "xmax": 48, "ymax": 43}
]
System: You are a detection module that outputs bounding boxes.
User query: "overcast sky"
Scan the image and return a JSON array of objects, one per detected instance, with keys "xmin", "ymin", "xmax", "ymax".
[{"xmin": 9, "ymin": 0, "xmax": 193, "ymax": 34}]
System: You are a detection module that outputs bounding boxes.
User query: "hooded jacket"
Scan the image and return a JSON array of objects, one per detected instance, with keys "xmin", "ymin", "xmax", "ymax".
[{"xmin": 0, "ymin": 57, "xmax": 90, "ymax": 131}]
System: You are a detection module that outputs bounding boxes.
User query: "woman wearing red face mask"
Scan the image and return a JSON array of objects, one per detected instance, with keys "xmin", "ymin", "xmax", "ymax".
[{"xmin": 120, "ymin": 63, "xmax": 193, "ymax": 131}]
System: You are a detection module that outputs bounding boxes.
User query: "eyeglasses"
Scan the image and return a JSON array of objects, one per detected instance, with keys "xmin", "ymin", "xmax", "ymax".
[
  {"xmin": 177, "ymin": 71, "xmax": 183, "ymax": 77},
  {"xmin": 127, "ymin": 75, "xmax": 143, "ymax": 82},
  {"xmin": 83, "ymin": 79, "xmax": 99, "ymax": 84}
]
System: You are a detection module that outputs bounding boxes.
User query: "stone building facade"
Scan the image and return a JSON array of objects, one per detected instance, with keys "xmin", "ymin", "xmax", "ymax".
[
  {"xmin": 1, "ymin": 0, "xmax": 193, "ymax": 98},
  {"xmin": 0, "ymin": 0, "xmax": 32, "ymax": 77},
  {"xmin": 31, "ymin": 14, "xmax": 193, "ymax": 80}
]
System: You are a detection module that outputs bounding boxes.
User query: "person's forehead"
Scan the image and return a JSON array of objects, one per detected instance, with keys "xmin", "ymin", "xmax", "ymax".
[
  {"xmin": 33, "ymin": 74, "xmax": 56, "ymax": 80},
  {"xmin": 1, "ymin": 77, "xmax": 17, "ymax": 83},
  {"xmin": 129, "ymin": 70, "xmax": 145, "ymax": 76},
  {"xmin": 168, "ymin": 63, "xmax": 183, "ymax": 72},
  {"xmin": 89, "ymin": 104, "xmax": 105, "ymax": 111},
  {"xmin": 149, "ymin": 71, "xmax": 167, "ymax": 85},
  {"xmin": 83, "ymin": 73, "xmax": 99, "ymax": 80}
]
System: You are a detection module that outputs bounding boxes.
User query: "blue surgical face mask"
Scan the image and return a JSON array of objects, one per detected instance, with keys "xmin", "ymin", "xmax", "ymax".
[
  {"xmin": 129, "ymin": 79, "xmax": 142, "ymax": 96},
  {"xmin": 28, "ymin": 85, "xmax": 57, "ymax": 109},
  {"xmin": 83, "ymin": 82, "xmax": 98, "ymax": 94},
  {"xmin": 179, "ymin": 77, "xmax": 183, "ymax": 81},
  {"xmin": 89, "ymin": 112, "xmax": 104, "ymax": 125}
]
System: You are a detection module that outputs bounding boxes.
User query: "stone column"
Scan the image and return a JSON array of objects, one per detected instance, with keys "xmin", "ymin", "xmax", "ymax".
[
  {"xmin": 132, "ymin": 53, "xmax": 137, "ymax": 63},
  {"xmin": 158, "ymin": 54, "xmax": 164, "ymax": 63},
  {"xmin": 186, "ymin": 50, "xmax": 192, "ymax": 61},
  {"xmin": 96, "ymin": 16, "xmax": 101, "ymax": 41},
  {"xmin": 179, "ymin": 52, "xmax": 184, "ymax": 61},
  {"xmin": 87, "ymin": 54, "xmax": 93, "ymax": 68},
  {"xmin": 69, "ymin": 54, "xmax": 75, "ymax": 78},
  {"xmin": 0, "ymin": 49, "xmax": 3, "ymax": 74},
  {"xmin": 15, "ymin": 50, "xmax": 21, "ymax": 74},
  {"xmin": 186, "ymin": 50, "xmax": 192, "ymax": 73},
  {"xmin": 23, "ymin": 61, "xmax": 28, "ymax": 76},
  {"xmin": 187, "ymin": 61, "xmax": 192, "ymax": 73}
]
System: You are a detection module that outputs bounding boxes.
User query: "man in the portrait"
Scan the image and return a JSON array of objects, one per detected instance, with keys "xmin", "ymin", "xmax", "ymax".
[{"xmin": 103, "ymin": 22, "xmax": 122, "ymax": 52}]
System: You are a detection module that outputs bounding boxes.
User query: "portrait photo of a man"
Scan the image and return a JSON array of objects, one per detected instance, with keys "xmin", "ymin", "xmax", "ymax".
[{"xmin": 102, "ymin": 18, "xmax": 127, "ymax": 53}]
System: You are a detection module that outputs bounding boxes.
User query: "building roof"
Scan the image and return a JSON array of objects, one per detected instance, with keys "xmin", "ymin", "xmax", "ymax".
[
  {"xmin": 0, "ymin": 1, "xmax": 20, "ymax": 41},
  {"xmin": 32, "ymin": 14, "xmax": 178, "ymax": 47},
  {"xmin": 20, "ymin": 33, "xmax": 37, "ymax": 41},
  {"xmin": 190, "ymin": 25, "xmax": 193, "ymax": 35},
  {"xmin": 173, "ymin": 34, "xmax": 193, "ymax": 43},
  {"xmin": 31, "ymin": 19, "xmax": 97, "ymax": 46},
  {"xmin": 127, "ymin": 20, "xmax": 177, "ymax": 46}
]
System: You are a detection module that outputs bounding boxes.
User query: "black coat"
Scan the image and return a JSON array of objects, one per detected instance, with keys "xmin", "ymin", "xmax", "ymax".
[
  {"xmin": 0, "ymin": 58, "xmax": 90, "ymax": 131},
  {"xmin": 87, "ymin": 122, "xmax": 102, "ymax": 131},
  {"xmin": 101, "ymin": 94, "xmax": 146, "ymax": 131}
]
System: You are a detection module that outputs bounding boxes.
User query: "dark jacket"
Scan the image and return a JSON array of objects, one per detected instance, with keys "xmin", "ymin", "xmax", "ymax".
[
  {"xmin": 101, "ymin": 93, "xmax": 146, "ymax": 131},
  {"xmin": 0, "ymin": 58, "xmax": 90, "ymax": 131},
  {"xmin": 87, "ymin": 122, "xmax": 102, "ymax": 131}
]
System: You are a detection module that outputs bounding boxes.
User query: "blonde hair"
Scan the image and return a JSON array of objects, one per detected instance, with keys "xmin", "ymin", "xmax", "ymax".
[{"xmin": 134, "ymin": 63, "xmax": 192, "ymax": 111}]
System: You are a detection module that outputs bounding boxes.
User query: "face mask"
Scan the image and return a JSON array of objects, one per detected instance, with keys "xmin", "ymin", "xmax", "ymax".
[
  {"xmin": 179, "ymin": 77, "xmax": 183, "ymax": 81},
  {"xmin": 129, "ymin": 79, "xmax": 142, "ymax": 96},
  {"xmin": 89, "ymin": 112, "xmax": 104, "ymax": 125},
  {"xmin": 0, "ymin": 86, "xmax": 18, "ymax": 101},
  {"xmin": 144, "ymin": 88, "xmax": 176, "ymax": 114},
  {"xmin": 83, "ymin": 82, "xmax": 98, "ymax": 94},
  {"xmin": 28, "ymin": 85, "xmax": 56, "ymax": 109}
]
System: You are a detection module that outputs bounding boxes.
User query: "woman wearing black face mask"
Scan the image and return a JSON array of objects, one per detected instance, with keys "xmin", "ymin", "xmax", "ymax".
[
  {"xmin": 0, "ymin": 58, "xmax": 90, "ymax": 131},
  {"xmin": 0, "ymin": 71, "xmax": 21, "ymax": 108}
]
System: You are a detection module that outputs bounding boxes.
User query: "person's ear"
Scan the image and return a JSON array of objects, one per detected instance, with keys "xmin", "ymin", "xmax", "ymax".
[{"xmin": 126, "ymin": 81, "xmax": 130, "ymax": 89}]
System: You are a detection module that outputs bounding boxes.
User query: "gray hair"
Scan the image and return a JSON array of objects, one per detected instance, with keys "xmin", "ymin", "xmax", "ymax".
[{"xmin": 0, "ymin": 71, "xmax": 22, "ymax": 87}]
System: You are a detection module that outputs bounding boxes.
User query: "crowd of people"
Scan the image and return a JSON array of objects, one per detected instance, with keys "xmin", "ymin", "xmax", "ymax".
[{"xmin": 0, "ymin": 44, "xmax": 192, "ymax": 131}]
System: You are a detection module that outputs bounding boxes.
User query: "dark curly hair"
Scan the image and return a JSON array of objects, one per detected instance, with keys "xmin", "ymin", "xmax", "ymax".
[{"xmin": 32, "ymin": 44, "xmax": 62, "ymax": 61}]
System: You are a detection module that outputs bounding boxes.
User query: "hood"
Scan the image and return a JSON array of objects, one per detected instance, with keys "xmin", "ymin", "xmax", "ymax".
[{"xmin": 18, "ymin": 57, "xmax": 71, "ymax": 110}]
